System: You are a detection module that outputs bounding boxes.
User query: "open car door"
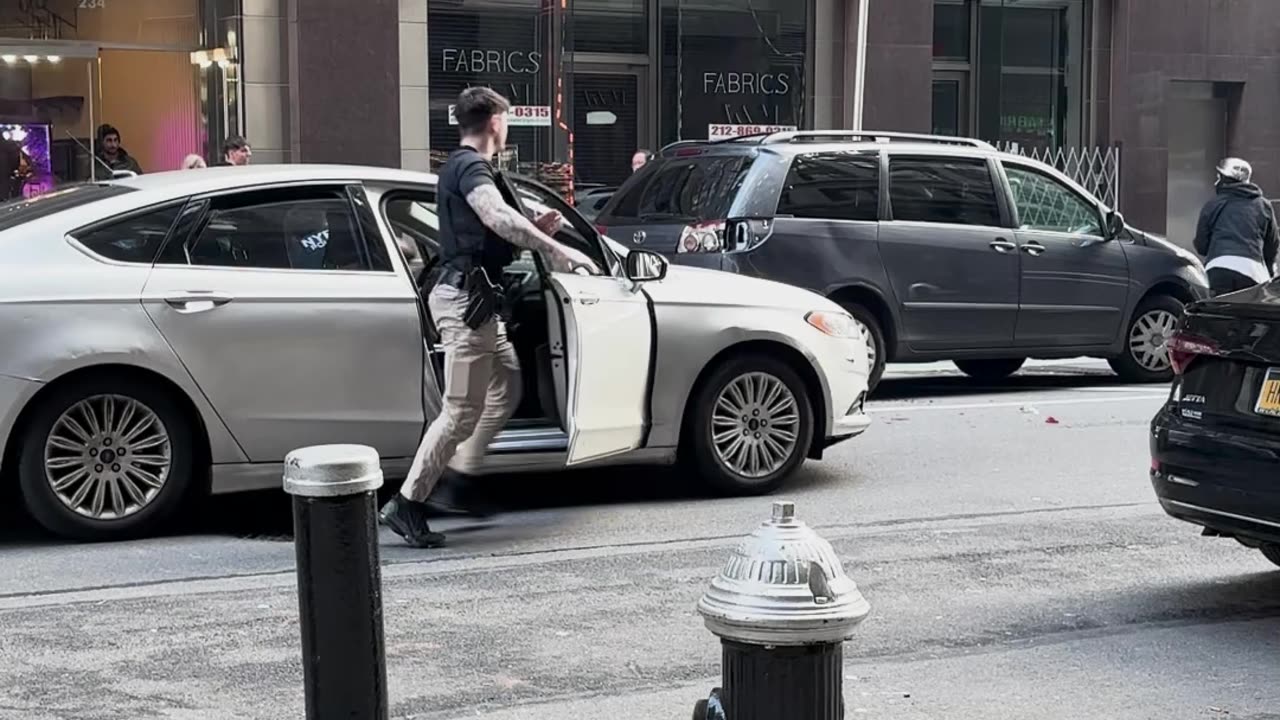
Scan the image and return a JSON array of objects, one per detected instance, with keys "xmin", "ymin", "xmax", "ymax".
[{"xmin": 500, "ymin": 174, "xmax": 654, "ymax": 465}]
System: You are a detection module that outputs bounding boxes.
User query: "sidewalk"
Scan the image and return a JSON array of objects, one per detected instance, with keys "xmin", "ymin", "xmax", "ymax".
[{"xmin": 447, "ymin": 616, "xmax": 1278, "ymax": 720}]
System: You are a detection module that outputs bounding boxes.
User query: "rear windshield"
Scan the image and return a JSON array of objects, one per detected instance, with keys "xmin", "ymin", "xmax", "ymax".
[
  {"xmin": 601, "ymin": 154, "xmax": 754, "ymax": 223},
  {"xmin": 0, "ymin": 184, "xmax": 135, "ymax": 233}
]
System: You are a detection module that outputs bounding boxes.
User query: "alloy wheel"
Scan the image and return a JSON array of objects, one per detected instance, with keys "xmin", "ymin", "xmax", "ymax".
[
  {"xmin": 43, "ymin": 394, "xmax": 172, "ymax": 520},
  {"xmin": 1128, "ymin": 309, "xmax": 1178, "ymax": 373},
  {"xmin": 711, "ymin": 372, "xmax": 800, "ymax": 479}
]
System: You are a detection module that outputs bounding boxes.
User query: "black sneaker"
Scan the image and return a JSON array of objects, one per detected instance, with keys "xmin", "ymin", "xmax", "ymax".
[
  {"xmin": 379, "ymin": 495, "xmax": 446, "ymax": 548},
  {"xmin": 425, "ymin": 469, "xmax": 499, "ymax": 519}
]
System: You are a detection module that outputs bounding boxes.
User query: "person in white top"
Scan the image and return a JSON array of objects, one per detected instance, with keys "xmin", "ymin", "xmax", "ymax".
[{"xmin": 1193, "ymin": 157, "xmax": 1279, "ymax": 296}]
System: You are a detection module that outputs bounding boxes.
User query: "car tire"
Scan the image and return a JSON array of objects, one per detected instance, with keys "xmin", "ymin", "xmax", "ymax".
[
  {"xmin": 954, "ymin": 358, "xmax": 1026, "ymax": 382},
  {"xmin": 1108, "ymin": 295, "xmax": 1184, "ymax": 383},
  {"xmin": 1260, "ymin": 544, "xmax": 1280, "ymax": 568},
  {"xmin": 839, "ymin": 302, "xmax": 887, "ymax": 393},
  {"xmin": 684, "ymin": 354, "xmax": 815, "ymax": 496},
  {"xmin": 17, "ymin": 377, "xmax": 195, "ymax": 542}
]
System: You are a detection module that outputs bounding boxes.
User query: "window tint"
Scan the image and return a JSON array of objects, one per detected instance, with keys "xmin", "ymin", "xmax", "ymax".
[
  {"xmin": 601, "ymin": 155, "xmax": 753, "ymax": 223},
  {"xmin": 778, "ymin": 152, "xmax": 879, "ymax": 221},
  {"xmin": 183, "ymin": 188, "xmax": 380, "ymax": 271},
  {"xmin": 72, "ymin": 204, "xmax": 183, "ymax": 264},
  {"xmin": 0, "ymin": 184, "xmax": 135, "ymax": 232},
  {"xmin": 515, "ymin": 182, "xmax": 615, "ymax": 275},
  {"xmin": 1004, "ymin": 165, "xmax": 1102, "ymax": 235},
  {"xmin": 888, "ymin": 157, "xmax": 1002, "ymax": 227}
]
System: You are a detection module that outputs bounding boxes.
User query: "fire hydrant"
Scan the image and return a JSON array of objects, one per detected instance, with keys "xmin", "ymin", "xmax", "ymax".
[{"xmin": 693, "ymin": 501, "xmax": 870, "ymax": 720}]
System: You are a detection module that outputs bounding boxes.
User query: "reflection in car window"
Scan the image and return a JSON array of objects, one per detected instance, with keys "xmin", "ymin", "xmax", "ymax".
[
  {"xmin": 603, "ymin": 155, "xmax": 752, "ymax": 223},
  {"xmin": 182, "ymin": 189, "xmax": 380, "ymax": 271},
  {"xmin": 0, "ymin": 183, "xmax": 135, "ymax": 232},
  {"xmin": 889, "ymin": 157, "xmax": 1001, "ymax": 227},
  {"xmin": 72, "ymin": 204, "xmax": 183, "ymax": 264},
  {"xmin": 514, "ymin": 183, "xmax": 616, "ymax": 275},
  {"xmin": 1004, "ymin": 165, "xmax": 1102, "ymax": 236},
  {"xmin": 778, "ymin": 152, "xmax": 880, "ymax": 222}
]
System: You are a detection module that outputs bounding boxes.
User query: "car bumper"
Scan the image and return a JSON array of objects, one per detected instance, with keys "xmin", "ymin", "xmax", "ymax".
[{"xmin": 1150, "ymin": 405, "xmax": 1280, "ymax": 544}]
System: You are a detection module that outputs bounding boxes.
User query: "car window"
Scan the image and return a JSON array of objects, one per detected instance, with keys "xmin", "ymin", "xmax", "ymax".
[
  {"xmin": 177, "ymin": 187, "xmax": 384, "ymax": 271},
  {"xmin": 1004, "ymin": 164, "xmax": 1102, "ymax": 236},
  {"xmin": 70, "ymin": 203, "xmax": 184, "ymax": 264},
  {"xmin": 602, "ymin": 155, "xmax": 753, "ymax": 223},
  {"xmin": 777, "ymin": 152, "xmax": 880, "ymax": 222},
  {"xmin": 513, "ymin": 180, "xmax": 618, "ymax": 275},
  {"xmin": 888, "ymin": 156, "xmax": 1002, "ymax": 227},
  {"xmin": 0, "ymin": 183, "xmax": 135, "ymax": 232}
]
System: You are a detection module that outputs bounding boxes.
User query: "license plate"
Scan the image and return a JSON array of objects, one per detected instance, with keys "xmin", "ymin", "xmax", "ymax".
[{"xmin": 1255, "ymin": 368, "xmax": 1280, "ymax": 417}]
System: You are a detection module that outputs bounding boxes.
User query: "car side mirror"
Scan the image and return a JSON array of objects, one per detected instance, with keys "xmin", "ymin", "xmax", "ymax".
[
  {"xmin": 625, "ymin": 249, "xmax": 668, "ymax": 283},
  {"xmin": 1106, "ymin": 210, "xmax": 1126, "ymax": 238}
]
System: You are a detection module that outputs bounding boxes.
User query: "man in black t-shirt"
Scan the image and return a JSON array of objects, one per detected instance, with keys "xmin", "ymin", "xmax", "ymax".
[{"xmin": 380, "ymin": 87, "xmax": 597, "ymax": 548}]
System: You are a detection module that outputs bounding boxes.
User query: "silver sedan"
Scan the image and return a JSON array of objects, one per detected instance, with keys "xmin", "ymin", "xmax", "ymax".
[{"xmin": 0, "ymin": 165, "xmax": 872, "ymax": 541}]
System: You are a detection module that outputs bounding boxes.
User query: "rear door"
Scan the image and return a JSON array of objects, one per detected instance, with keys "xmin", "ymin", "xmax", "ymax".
[
  {"xmin": 141, "ymin": 184, "xmax": 425, "ymax": 463},
  {"xmin": 879, "ymin": 154, "xmax": 1020, "ymax": 350},
  {"xmin": 508, "ymin": 176, "xmax": 654, "ymax": 465},
  {"xmin": 999, "ymin": 161, "xmax": 1130, "ymax": 347},
  {"xmin": 595, "ymin": 151, "xmax": 755, "ymax": 254}
]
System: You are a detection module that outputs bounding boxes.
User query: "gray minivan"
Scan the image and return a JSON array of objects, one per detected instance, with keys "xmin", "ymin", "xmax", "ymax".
[{"xmin": 595, "ymin": 131, "xmax": 1211, "ymax": 390}]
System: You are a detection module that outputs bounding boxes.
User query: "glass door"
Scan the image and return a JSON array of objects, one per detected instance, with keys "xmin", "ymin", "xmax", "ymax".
[
  {"xmin": 932, "ymin": 71, "xmax": 969, "ymax": 137},
  {"xmin": 571, "ymin": 67, "xmax": 646, "ymax": 189}
]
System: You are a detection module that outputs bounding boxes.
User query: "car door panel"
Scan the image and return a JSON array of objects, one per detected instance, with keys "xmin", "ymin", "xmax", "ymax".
[
  {"xmin": 1002, "ymin": 162, "xmax": 1131, "ymax": 347},
  {"xmin": 142, "ymin": 185, "xmax": 426, "ymax": 463},
  {"xmin": 550, "ymin": 272, "xmax": 653, "ymax": 464}
]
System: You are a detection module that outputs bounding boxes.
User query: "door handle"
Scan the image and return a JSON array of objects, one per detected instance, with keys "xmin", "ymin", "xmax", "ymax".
[
  {"xmin": 989, "ymin": 239, "xmax": 1017, "ymax": 254},
  {"xmin": 163, "ymin": 291, "xmax": 234, "ymax": 312},
  {"xmin": 577, "ymin": 294, "xmax": 600, "ymax": 306},
  {"xmin": 1021, "ymin": 241, "xmax": 1047, "ymax": 257}
]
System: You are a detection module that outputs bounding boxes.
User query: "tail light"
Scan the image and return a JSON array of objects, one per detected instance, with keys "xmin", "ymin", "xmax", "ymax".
[
  {"xmin": 677, "ymin": 218, "xmax": 775, "ymax": 254},
  {"xmin": 1167, "ymin": 332, "xmax": 1221, "ymax": 375}
]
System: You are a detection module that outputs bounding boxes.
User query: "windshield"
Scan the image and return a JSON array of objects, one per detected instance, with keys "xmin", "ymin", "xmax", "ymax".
[
  {"xmin": 600, "ymin": 154, "xmax": 754, "ymax": 224},
  {"xmin": 0, "ymin": 183, "xmax": 135, "ymax": 233}
]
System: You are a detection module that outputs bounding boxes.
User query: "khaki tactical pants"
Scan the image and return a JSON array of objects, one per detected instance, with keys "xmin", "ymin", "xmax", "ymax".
[{"xmin": 400, "ymin": 283, "xmax": 522, "ymax": 502}]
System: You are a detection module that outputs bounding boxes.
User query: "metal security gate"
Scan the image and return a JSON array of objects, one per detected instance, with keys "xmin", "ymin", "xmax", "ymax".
[{"xmin": 998, "ymin": 142, "xmax": 1123, "ymax": 211}]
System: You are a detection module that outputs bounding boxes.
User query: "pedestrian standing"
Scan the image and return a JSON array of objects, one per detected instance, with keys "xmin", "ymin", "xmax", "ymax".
[
  {"xmin": 215, "ymin": 136, "xmax": 253, "ymax": 166},
  {"xmin": 95, "ymin": 124, "xmax": 143, "ymax": 175},
  {"xmin": 631, "ymin": 149, "xmax": 654, "ymax": 174},
  {"xmin": 379, "ymin": 86, "xmax": 598, "ymax": 548},
  {"xmin": 182, "ymin": 153, "xmax": 207, "ymax": 169},
  {"xmin": 1193, "ymin": 157, "xmax": 1279, "ymax": 296}
]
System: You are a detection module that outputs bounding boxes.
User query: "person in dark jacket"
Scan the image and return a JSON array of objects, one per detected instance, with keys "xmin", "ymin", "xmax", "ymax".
[
  {"xmin": 1193, "ymin": 157, "xmax": 1279, "ymax": 296},
  {"xmin": 213, "ymin": 135, "xmax": 252, "ymax": 166},
  {"xmin": 95, "ymin": 124, "xmax": 143, "ymax": 176}
]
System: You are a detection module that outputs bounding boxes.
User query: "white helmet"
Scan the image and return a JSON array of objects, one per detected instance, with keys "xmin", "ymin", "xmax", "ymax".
[{"xmin": 1216, "ymin": 157, "xmax": 1252, "ymax": 184}]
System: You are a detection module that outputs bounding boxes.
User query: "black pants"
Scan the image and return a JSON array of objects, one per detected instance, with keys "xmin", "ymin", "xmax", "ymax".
[{"xmin": 1208, "ymin": 268, "xmax": 1257, "ymax": 296}]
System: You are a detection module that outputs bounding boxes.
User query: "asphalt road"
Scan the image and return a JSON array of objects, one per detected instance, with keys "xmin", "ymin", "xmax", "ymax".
[{"xmin": 2, "ymin": 360, "xmax": 1278, "ymax": 720}]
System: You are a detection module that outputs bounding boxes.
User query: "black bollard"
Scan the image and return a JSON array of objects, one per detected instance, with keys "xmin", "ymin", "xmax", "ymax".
[
  {"xmin": 284, "ymin": 444, "xmax": 389, "ymax": 720},
  {"xmin": 695, "ymin": 501, "xmax": 869, "ymax": 720}
]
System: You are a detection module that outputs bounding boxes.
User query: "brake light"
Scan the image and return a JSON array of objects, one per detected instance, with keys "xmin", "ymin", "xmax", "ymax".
[
  {"xmin": 1167, "ymin": 332, "xmax": 1221, "ymax": 375},
  {"xmin": 678, "ymin": 221, "xmax": 725, "ymax": 254},
  {"xmin": 674, "ymin": 147, "xmax": 706, "ymax": 157},
  {"xmin": 677, "ymin": 218, "xmax": 776, "ymax": 254}
]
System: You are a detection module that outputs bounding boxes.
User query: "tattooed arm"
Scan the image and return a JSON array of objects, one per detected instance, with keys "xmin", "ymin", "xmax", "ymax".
[{"xmin": 465, "ymin": 183, "xmax": 598, "ymax": 274}]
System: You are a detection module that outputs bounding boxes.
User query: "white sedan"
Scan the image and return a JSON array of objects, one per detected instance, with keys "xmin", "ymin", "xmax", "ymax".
[{"xmin": 0, "ymin": 165, "xmax": 872, "ymax": 541}]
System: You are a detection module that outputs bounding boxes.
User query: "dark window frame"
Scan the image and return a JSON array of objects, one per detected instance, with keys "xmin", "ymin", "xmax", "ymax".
[
  {"xmin": 68, "ymin": 199, "xmax": 189, "ymax": 265},
  {"xmin": 776, "ymin": 150, "xmax": 882, "ymax": 222}
]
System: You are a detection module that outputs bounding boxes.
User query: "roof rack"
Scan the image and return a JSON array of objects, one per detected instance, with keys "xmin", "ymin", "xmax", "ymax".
[
  {"xmin": 659, "ymin": 133, "xmax": 774, "ymax": 153},
  {"xmin": 761, "ymin": 131, "xmax": 995, "ymax": 149}
]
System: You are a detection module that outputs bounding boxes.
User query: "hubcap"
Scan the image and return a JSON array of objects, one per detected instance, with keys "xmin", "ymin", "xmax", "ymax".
[
  {"xmin": 44, "ymin": 395, "xmax": 172, "ymax": 520},
  {"xmin": 1129, "ymin": 309, "xmax": 1179, "ymax": 372},
  {"xmin": 711, "ymin": 372, "xmax": 800, "ymax": 479},
  {"xmin": 852, "ymin": 318, "xmax": 877, "ymax": 372}
]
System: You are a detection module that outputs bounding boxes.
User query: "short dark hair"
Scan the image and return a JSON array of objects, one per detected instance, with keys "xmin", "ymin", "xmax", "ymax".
[
  {"xmin": 222, "ymin": 135, "xmax": 250, "ymax": 156},
  {"xmin": 453, "ymin": 87, "xmax": 510, "ymax": 135},
  {"xmin": 97, "ymin": 124, "xmax": 120, "ymax": 142}
]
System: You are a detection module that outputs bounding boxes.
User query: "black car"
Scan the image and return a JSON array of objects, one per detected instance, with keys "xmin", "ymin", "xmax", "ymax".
[
  {"xmin": 1151, "ymin": 281, "xmax": 1280, "ymax": 567},
  {"xmin": 596, "ymin": 130, "xmax": 1211, "ymax": 390}
]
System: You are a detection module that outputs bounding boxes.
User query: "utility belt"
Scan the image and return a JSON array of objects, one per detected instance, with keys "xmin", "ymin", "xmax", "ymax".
[{"xmin": 436, "ymin": 261, "xmax": 501, "ymax": 330}]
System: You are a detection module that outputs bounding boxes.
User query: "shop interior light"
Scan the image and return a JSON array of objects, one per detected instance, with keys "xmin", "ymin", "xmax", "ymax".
[
  {"xmin": 1, "ymin": 55, "xmax": 16, "ymax": 64},
  {"xmin": 23, "ymin": 55, "xmax": 39, "ymax": 64},
  {"xmin": 46, "ymin": 55, "xmax": 60, "ymax": 63}
]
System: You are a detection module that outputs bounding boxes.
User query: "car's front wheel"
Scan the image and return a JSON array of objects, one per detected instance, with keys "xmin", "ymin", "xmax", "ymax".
[
  {"xmin": 684, "ymin": 354, "xmax": 815, "ymax": 496},
  {"xmin": 1108, "ymin": 295, "xmax": 1183, "ymax": 383},
  {"xmin": 17, "ymin": 376, "xmax": 195, "ymax": 542}
]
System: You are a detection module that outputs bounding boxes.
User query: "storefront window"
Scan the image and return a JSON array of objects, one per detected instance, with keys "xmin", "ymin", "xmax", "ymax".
[
  {"xmin": 427, "ymin": 0, "xmax": 553, "ymax": 175},
  {"xmin": 0, "ymin": 0, "xmax": 223, "ymax": 195},
  {"xmin": 571, "ymin": 0, "xmax": 647, "ymax": 55},
  {"xmin": 932, "ymin": 0, "xmax": 1086, "ymax": 150},
  {"xmin": 659, "ymin": 0, "xmax": 808, "ymax": 146}
]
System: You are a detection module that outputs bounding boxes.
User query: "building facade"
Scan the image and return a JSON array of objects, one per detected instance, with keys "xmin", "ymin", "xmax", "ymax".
[{"xmin": 2, "ymin": 1, "xmax": 1275, "ymax": 242}]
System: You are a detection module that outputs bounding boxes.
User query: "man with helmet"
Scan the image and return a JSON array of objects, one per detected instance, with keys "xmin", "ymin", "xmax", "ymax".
[{"xmin": 1193, "ymin": 157, "xmax": 1279, "ymax": 296}]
